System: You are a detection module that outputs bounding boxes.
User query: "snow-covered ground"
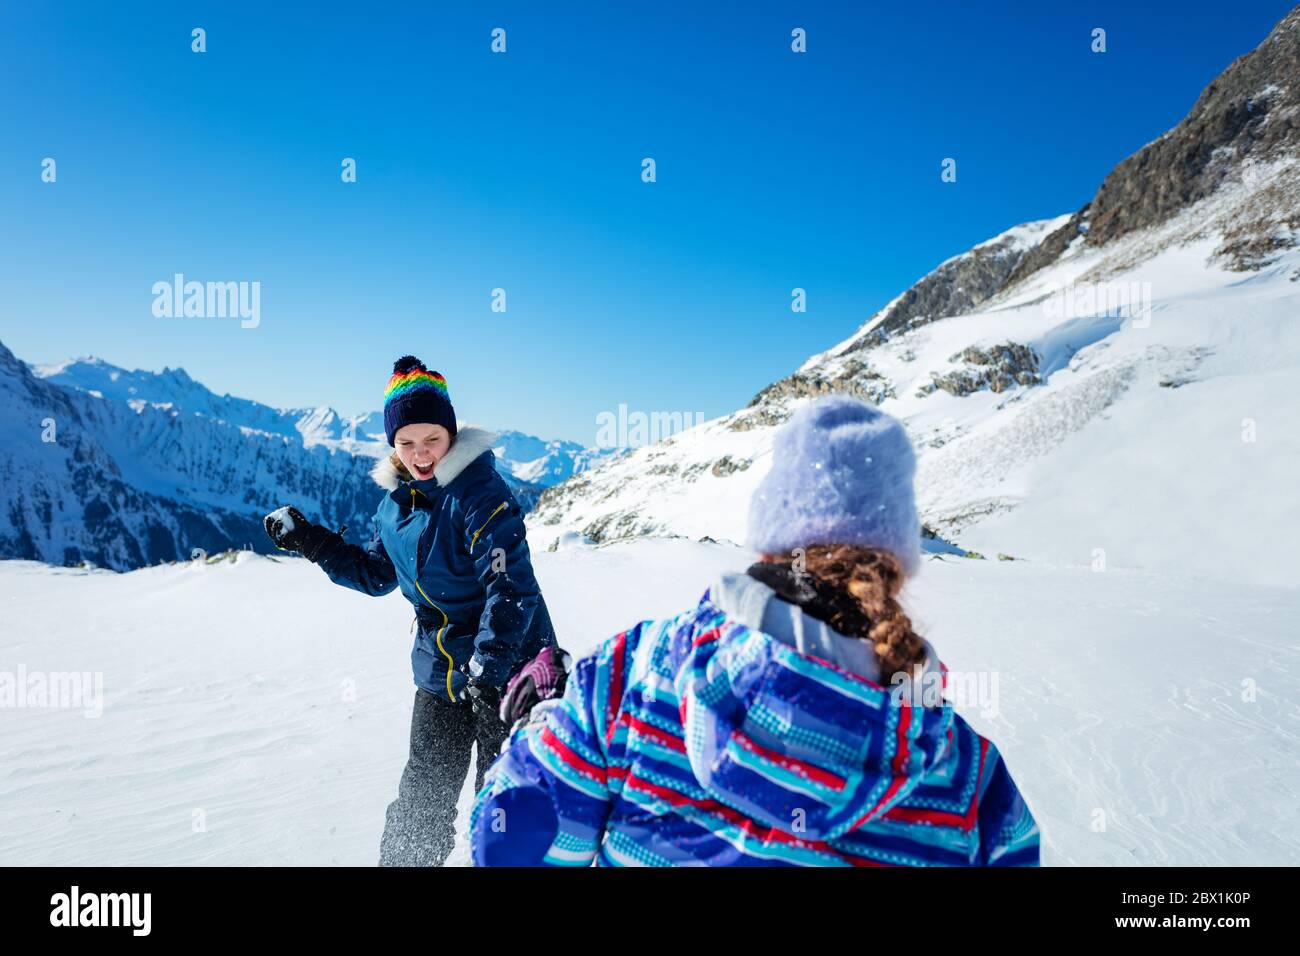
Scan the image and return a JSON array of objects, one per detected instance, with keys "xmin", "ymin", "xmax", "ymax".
[{"xmin": 2, "ymin": 541, "xmax": 1296, "ymax": 866}]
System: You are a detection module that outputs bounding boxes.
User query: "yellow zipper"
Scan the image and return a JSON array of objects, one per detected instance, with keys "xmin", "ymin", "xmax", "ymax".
[
  {"xmin": 469, "ymin": 501, "xmax": 509, "ymax": 551},
  {"xmin": 413, "ymin": 579, "xmax": 456, "ymax": 702}
]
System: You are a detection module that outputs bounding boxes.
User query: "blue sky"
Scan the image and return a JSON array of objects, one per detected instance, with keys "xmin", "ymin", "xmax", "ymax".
[{"xmin": 0, "ymin": 1, "xmax": 1292, "ymax": 443}]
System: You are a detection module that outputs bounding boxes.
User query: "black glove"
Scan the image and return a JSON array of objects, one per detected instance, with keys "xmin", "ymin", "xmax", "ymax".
[
  {"xmin": 458, "ymin": 672, "xmax": 506, "ymax": 729},
  {"xmin": 262, "ymin": 506, "xmax": 342, "ymax": 563}
]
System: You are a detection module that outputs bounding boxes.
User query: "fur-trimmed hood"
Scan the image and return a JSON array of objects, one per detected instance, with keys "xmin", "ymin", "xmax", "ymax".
[{"xmin": 369, "ymin": 425, "xmax": 498, "ymax": 491}]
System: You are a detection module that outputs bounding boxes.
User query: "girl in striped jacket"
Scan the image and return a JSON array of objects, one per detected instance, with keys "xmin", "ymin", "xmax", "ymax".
[{"xmin": 471, "ymin": 395, "xmax": 1039, "ymax": 866}]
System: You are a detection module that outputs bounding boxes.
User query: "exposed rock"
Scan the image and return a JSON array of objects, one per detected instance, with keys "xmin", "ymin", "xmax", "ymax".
[
  {"xmin": 731, "ymin": 359, "xmax": 895, "ymax": 431},
  {"xmin": 839, "ymin": 224, "xmax": 1059, "ymax": 348},
  {"xmin": 923, "ymin": 342, "xmax": 1040, "ymax": 397},
  {"xmin": 580, "ymin": 509, "xmax": 667, "ymax": 544},
  {"xmin": 534, "ymin": 477, "xmax": 592, "ymax": 525},
  {"xmin": 726, "ymin": 404, "xmax": 791, "ymax": 432},
  {"xmin": 710, "ymin": 455, "xmax": 751, "ymax": 477},
  {"xmin": 749, "ymin": 358, "xmax": 892, "ymax": 407},
  {"xmin": 1214, "ymin": 212, "xmax": 1300, "ymax": 270},
  {"xmin": 1009, "ymin": 8, "xmax": 1300, "ymax": 285}
]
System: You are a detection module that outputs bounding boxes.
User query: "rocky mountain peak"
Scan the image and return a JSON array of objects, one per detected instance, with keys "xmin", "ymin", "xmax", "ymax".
[{"xmin": 1009, "ymin": 6, "xmax": 1300, "ymax": 285}]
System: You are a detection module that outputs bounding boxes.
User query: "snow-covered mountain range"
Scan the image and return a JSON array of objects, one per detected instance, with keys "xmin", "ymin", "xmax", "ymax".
[
  {"xmin": 0, "ymin": 347, "xmax": 608, "ymax": 570},
  {"xmin": 528, "ymin": 8, "xmax": 1300, "ymax": 589},
  {"xmin": 487, "ymin": 429, "xmax": 613, "ymax": 488},
  {"xmin": 26, "ymin": 358, "xmax": 614, "ymax": 489}
]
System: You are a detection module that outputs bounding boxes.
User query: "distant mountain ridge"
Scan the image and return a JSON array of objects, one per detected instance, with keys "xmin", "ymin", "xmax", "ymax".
[
  {"xmin": 29, "ymin": 356, "xmax": 611, "ymax": 486},
  {"xmin": 30, "ymin": 355, "xmax": 376, "ymax": 451},
  {"xmin": 0, "ymin": 347, "xmax": 608, "ymax": 570}
]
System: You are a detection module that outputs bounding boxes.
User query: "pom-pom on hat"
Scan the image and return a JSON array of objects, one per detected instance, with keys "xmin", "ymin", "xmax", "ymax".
[
  {"xmin": 746, "ymin": 395, "xmax": 921, "ymax": 573},
  {"xmin": 383, "ymin": 355, "xmax": 457, "ymax": 445}
]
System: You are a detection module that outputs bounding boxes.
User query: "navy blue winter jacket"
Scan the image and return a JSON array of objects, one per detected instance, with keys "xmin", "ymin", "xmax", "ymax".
[{"xmin": 314, "ymin": 427, "xmax": 556, "ymax": 701}]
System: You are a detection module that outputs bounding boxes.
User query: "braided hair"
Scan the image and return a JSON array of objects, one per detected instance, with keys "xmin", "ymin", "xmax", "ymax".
[{"xmin": 748, "ymin": 544, "xmax": 928, "ymax": 681}]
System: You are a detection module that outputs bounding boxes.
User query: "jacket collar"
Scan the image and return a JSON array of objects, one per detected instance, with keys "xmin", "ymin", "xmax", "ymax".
[
  {"xmin": 370, "ymin": 426, "xmax": 498, "ymax": 503},
  {"xmin": 706, "ymin": 571, "xmax": 944, "ymax": 688}
]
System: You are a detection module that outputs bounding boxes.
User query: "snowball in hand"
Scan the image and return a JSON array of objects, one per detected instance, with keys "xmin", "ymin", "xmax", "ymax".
[{"xmin": 267, "ymin": 506, "xmax": 295, "ymax": 532}]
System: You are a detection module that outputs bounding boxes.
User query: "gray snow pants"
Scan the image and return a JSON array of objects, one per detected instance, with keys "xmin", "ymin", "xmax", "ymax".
[{"xmin": 378, "ymin": 687, "xmax": 508, "ymax": 867}]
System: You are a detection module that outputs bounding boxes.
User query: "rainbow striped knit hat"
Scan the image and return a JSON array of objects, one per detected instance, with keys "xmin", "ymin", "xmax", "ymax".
[{"xmin": 382, "ymin": 355, "xmax": 457, "ymax": 445}]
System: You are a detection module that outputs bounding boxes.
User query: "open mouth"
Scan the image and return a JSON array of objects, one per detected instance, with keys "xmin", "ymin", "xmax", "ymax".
[{"xmin": 411, "ymin": 460, "xmax": 435, "ymax": 479}]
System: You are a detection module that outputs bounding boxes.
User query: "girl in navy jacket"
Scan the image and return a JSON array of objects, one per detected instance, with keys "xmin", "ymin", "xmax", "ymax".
[{"xmin": 264, "ymin": 356, "xmax": 556, "ymax": 866}]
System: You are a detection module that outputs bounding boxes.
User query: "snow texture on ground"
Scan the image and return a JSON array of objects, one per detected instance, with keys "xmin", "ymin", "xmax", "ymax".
[{"xmin": 2, "ymin": 540, "xmax": 1295, "ymax": 866}]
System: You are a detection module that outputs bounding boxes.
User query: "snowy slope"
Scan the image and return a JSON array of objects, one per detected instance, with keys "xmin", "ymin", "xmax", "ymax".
[
  {"xmin": 1, "ymin": 541, "xmax": 1296, "ymax": 866},
  {"xmin": 529, "ymin": 13, "xmax": 1300, "ymax": 588},
  {"xmin": 529, "ymin": 165, "xmax": 1300, "ymax": 589}
]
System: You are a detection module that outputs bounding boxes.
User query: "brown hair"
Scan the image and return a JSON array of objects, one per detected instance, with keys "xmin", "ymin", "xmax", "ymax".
[
  {"xmin": 764, "ymin": 544, "xmax": 928, "ymax": 681},
  {"xmin": 388, "ymin": 451, "xmax": 412, "ymax": 481}
]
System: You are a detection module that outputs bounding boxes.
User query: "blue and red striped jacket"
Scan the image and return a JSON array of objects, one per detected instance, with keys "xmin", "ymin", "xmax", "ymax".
[{"xmin": 470, "ymin": 589, "xmax": 1040, "ymax": 866}]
